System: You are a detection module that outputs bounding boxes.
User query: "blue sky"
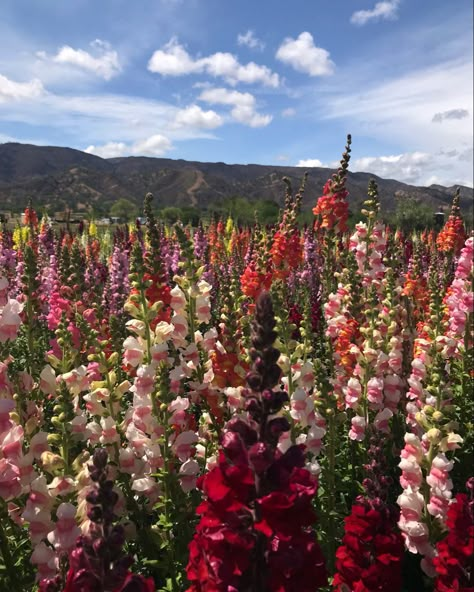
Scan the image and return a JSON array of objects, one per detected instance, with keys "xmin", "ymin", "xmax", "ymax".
[{"xmin": 0, "ymin": 0, "xmax": 472, "ymax": 187}]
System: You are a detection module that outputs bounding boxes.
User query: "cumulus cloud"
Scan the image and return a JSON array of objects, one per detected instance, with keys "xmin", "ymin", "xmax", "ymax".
[
  {"xmin": 276, "ymin": 32, "xmax": 334, "ymax": 76},
  {"xmin": 0, "ymin": 73, "xmax": 45, "ymax": 102},
  {"xmin": 84, "ymin": 142, "xmax": 128, "ymax": 158},
  {"xmin": 148, "ymin": 37, "xmax": 279, "ymax": 87},
  {"xmin": 351, "ymin": 152, "xmax": 430, "ymax": 183},
  {"xmin": 39, "ymin": 39, "xmax": 121, "ymax": 80},
  {"xmin": 198, "ymin": 87, "xmax": 272, "ymax": 127},
  {"xmin": 172, "ymin": 104, "xmax": 223, "ymax": 129},
  {"xmin": 237, "ymin": 30, "xmax": 265, "ymax": 50},
  {"xmin": 350, "ymin": 150, "xmax": 472, "ymax": 187},
  {"xmin": 432, "ymin": 108, "xmax": 470, "ymax": 123},
  {"xmin": 293, "ymin": 149, "xmax": 472, "ymax": 187},
  {"xmin": 85, "ymin": 134, "xmax": 173, "ymax": 158},
  {"xmin": 296, "ymin": 158, "xmax": 324, "ymax": 168},
  {"xmin": 351, "ymin": 1, "xmax": 400, "ymax": 26},
  {"xmin": 133, "ymin": 134, "xmax": 173, "ymax": 156}
]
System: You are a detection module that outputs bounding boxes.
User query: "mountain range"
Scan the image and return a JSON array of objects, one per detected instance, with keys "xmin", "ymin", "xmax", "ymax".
[{"xmin": 0, "ymin": 142, "xmax": 472, "ymax": 215}]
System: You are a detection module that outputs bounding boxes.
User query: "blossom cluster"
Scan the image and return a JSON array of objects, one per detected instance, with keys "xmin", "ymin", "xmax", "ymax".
[{"xmin": 0, "ymin": 144, "xmax": 471, "ymax": 591}]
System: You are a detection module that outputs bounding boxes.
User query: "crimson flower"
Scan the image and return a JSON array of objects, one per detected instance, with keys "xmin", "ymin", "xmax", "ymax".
[
  {"xmin": 186, "ymin": 292, "xmax": 327, "ymax": 591},
  {"xmin": 433, "ymin": 487, "xmax": 474, "ymax": 592}
]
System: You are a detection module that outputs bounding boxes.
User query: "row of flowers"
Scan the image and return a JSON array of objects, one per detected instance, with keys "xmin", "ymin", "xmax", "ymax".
[{"xmin": 0, "ymin": 139, "xmax": 472, "ymax": 591}]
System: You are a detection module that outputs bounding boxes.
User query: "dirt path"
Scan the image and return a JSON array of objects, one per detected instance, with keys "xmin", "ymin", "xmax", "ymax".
[{"xmin": 187, "ymin": 170, "xmax": 207, "ymax": 206}]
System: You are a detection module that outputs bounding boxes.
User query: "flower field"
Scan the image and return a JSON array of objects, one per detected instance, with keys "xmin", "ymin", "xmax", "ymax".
[{"xmin": 0, "ymin": 140, "xmax": 472, "ymax": 592}]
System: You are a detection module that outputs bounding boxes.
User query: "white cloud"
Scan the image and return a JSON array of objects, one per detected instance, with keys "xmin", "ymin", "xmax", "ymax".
[
  {"xmin": 281, "ymin": 107, "xmax": 296, "ymax": 117},
  {"xmin": 0, "ymin": 73, "xmax": 45, "ymax": 102},
  {"xmin": 276, "ymin": 32, "xmax": 334, "ymax": 76},
  {"xmin": 198, "ymin": 87, "xmax": 272, "ymax": 127},
  {"xmin": 172, "ymin": 104, "xmax": 223, "ymax": 129},
  {"xmin": 84, "ymin": 142, "xmax": 128, "ymax": 158},
  {"xmin": 0, "ymin": 90, "xmax": 221, "ymax": 148},
  {"xmin": 276, "ymin": 154, "xmax": 289, "ymax": 162},
  {"xmin": 147, "ymin": 38, "xmax": 199, "ymax": 76},
  {"xmin": 133, "ymin": 134, "xmax": 173, "ymax": 156},
  {"xmin": 322, "ymin": 60, "xmax": 473, "ymax": 150},
  {"xmin": 352, "ymin": 152, "xmax": 430, "ymax": 183},
  {"xmin": 351, "ymin": 1, "xmax": 400, "ymax": 26},
  {"xmin": 351, "ymin": 151, "xmax": 472, "ymax": 187},
  {"xmin": 237, "ymin": 30, "xmax": 265, "ymax": 51},
  {"xmin": 148, "ymin": 37, "xmax": 279, "ymax": 87},
  {"xmin": 296, "ymin": 158, "xmax": 324, "ymax": 168},
  {"xmin": 85, "ymin": 134, "xmax": 173, "ymax": 158},
  {"xmin": 294, "ymin": 150, "xmax": 472, "ymax": 187},
  {"xmin": 432, "ymin": 108, "xmax": 469, "ymax": 123},
  {"xmin": 39, "ymin": 39, "xmax": 121, "ymax": 80}
]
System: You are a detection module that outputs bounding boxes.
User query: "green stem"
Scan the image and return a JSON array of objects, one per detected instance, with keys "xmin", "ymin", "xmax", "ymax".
[
  {"xmin": 139, "ymin": 285, "xmax": 152, "ymax": 364},
  {"xmin": 0, "ymin": 506, "xmax": 19, "ymax": 587},
  {"xmin": 327, "ymin": 412, "xmax": 336, "ymax": 574}
]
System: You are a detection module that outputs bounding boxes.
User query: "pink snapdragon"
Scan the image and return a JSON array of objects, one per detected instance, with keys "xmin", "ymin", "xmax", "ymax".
[
  {"xmin": 0, "ymin": 298, "xmax": 23, "ymax": 342},
  {"xmin": 47, "ymin": 503, "xmax": 81, "ymax": 552}
]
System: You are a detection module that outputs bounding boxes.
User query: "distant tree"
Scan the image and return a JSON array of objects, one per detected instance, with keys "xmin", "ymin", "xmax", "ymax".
[
  {"xmin": 160, "ymin": 207, "xmax": 182, "ymax": 223},
  {"xmin": 255, "ymin": 200, "xmax": 280, "ymax": 225},
  {"xmin": 386, "ymin": 196, "xmax": 436, "ymax": 232},
  {"xmin": 180, "ymin": 206, "xmax": 201, "ymax": 226},
  {"xmin": 109, "ymin": 198, "xmax": 139, "ymax": 221}
]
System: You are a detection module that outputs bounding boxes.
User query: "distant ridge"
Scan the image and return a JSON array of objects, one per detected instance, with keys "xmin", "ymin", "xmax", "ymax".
[{"xmin": 0, "ymin": 142, "xmax": 472, "ymax": 214}]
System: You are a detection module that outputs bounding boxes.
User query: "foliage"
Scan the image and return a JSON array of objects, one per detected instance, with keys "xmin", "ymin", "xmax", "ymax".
[{"xmin": 0, "ymin": 148, "xmax": 472, "ymax": 592}]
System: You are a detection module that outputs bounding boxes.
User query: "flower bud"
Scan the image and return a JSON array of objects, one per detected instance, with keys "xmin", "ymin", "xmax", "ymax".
[
  {"xmin": 51, "ymin": 416, "xmax": 63, "ymax": 429},
  {"xmin": 47, "ymin": 433, "xmax": 62, "ymax": 446},
  {"xmin": 426, "ymin": 428, "xmax": 442, "ymax": 444},
  {"xmin": 41, "ymin": 451, "xmax": 65, "ymax": 473}
]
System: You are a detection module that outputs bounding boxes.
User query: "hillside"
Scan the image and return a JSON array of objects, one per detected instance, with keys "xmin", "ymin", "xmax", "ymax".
[{"xmin": 0, "ymin": 142, "xmax": 472, "ymax": 215}]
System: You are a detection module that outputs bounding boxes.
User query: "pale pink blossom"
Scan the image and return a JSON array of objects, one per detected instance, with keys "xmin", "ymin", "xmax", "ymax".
[
  {"xmin": 305, "ymin": 423, "xmax": 326, "ymax": 456},
  {"xmin": 119, "ymin": 448, "xmax": 142, "ymax": 474},
  {"xmin": 397, "ymin": 489, "xmax": 424, "ymax": 522},
  {"xmin": 0, "ymin": 298, "xmax": 23, "ymax": 342},
  {"xmin": 31, "ymin": 541, "xmax": 57, "ymax": 580},
  {"xmin": 367, "ymin": 377, "xmax": 384, "ymax": 408},
  {"xmin": 349, "ymin": 415, "xmax": 366, "ymax": 441},
  {"xmin": 172, "ymin": 430, "xmax": 198, "ymax": 462},
  {"xmin": 170, "ymin": 285, "xmax": 186, "ymax": 312},
  {"xmin": 23, "ymin": 505, "xmax": 54, "ymax": 543},
  {"xmin": 123, "ymin": 336, "xmax": 144, "ymax": 368},
  {"xmin": 144, "ymin": 444, "xmax": 163, "ymax": 471},
  {"xmin": 344, "ymin": 378, "xmax": 362, "ymax": 409},
  {"xmin": 48, "ymin": 476, "xmax": 77, "ymax": 497},
  {"xmin": 126, "ymin": 319, "xmax": 146, "ymax": 336},
  {"xmin": 179, "ymin": 458, "xmax": 200, "ymax": 492},
  {"xmin": 290, "ymin": 387, "xmax": 314, "ymax": 426},
  {"xmin": 168, "ymin": 396, "xmax": 190, "ymax": 428},
  {"xmin": 195, "ymin": 295, "xmax": 211, "ymax": 323},
  {"xmin": 155, "ymin": 321, "xmax": 174, "ymax": 344},
  {"xmin": 150, "ymin": 342, "xmax": 169, "ymax": 365},
  {"xmin": 399, "ymin": 458, "xmax": 423, "ymax": 490},
  {"xmin": 171, "ymin": 314, "xmax": 188, "ymax": 347},
  {"xmin": 374, "ymin": 407, "xmax": 392, "ymax": 432},
  {"xmin": 100, "ymin": 416, "xmax": 120, "ymax": 445},
  {"xmin": 39, "ymin": 365, "xmax": 57, "ymax": 395},
  {"xmin": 131, "ymin": 365, "xmax": 155, "ymax": 397},
  {"xmin": 131, "ymin": 476, "xmax": 160, "ymax": 504},
  {"xmin": 47, "ymin": 503, "xmax": 80, "ymax": 552},
  {"xmin": 1, "ymin": 424, "xmax": 23, "ymax": 458},
  {"xmin": 426, "ymin": 453, "xmax": 453, "ymax": 492}
]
